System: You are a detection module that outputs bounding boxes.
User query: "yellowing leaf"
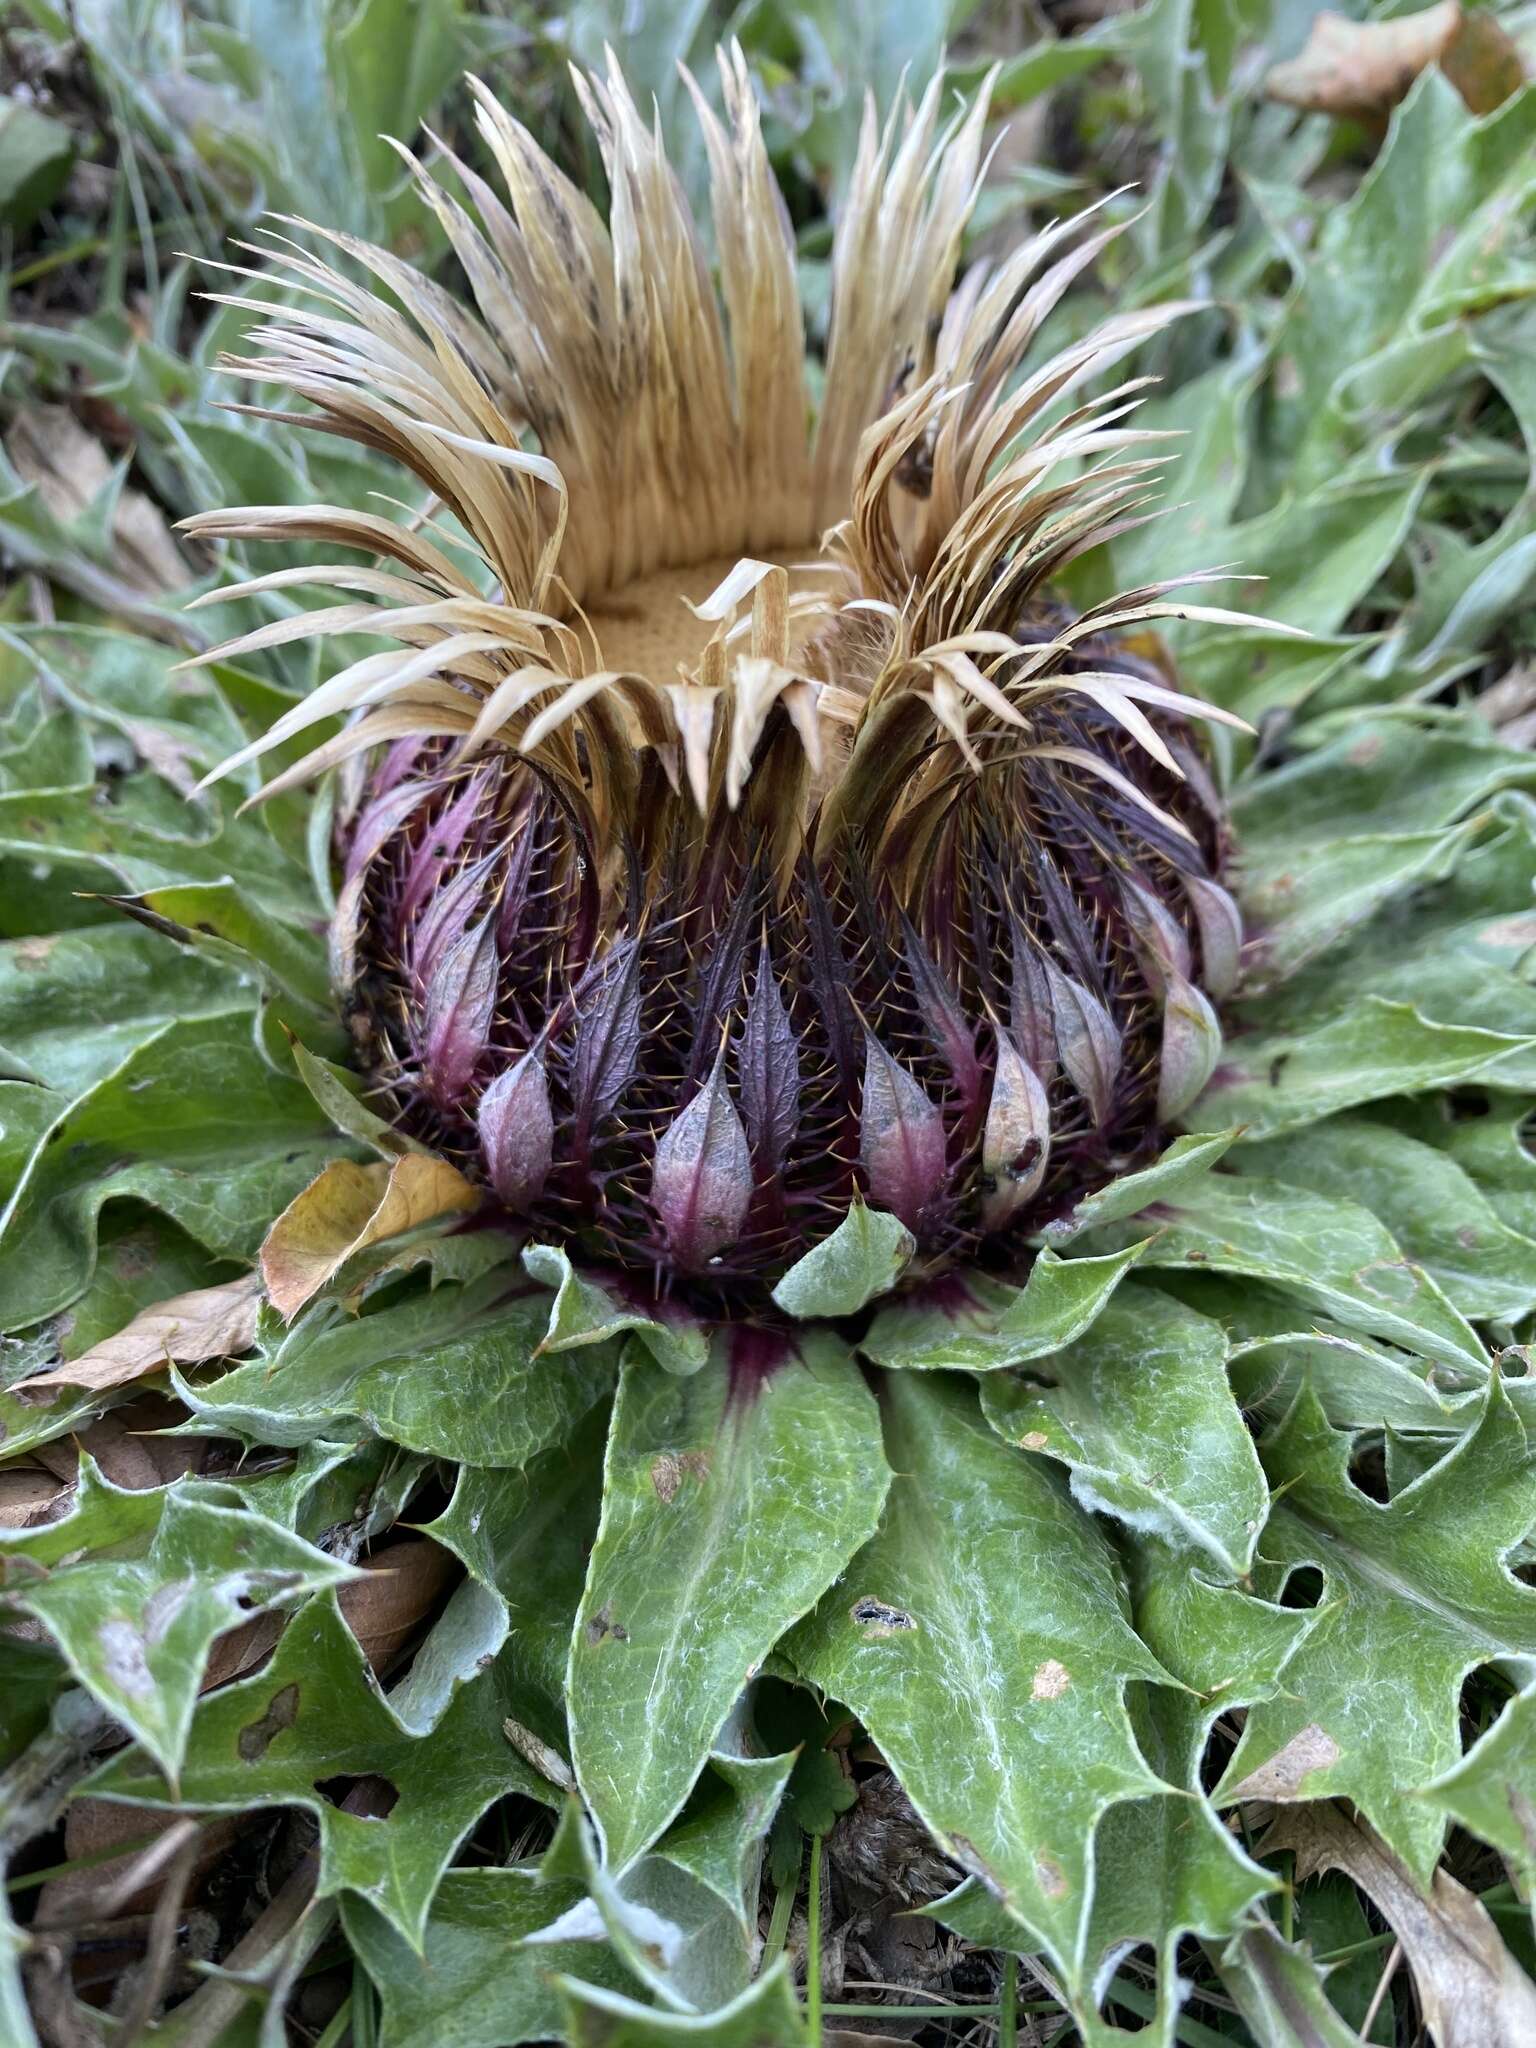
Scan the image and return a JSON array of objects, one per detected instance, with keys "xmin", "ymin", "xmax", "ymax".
[
  {"xmin": 1265, "ymin": 3, "xmax": 1523, "ymax": 122},
  {"xmin": 261, "ymin": 1153, "xmax": 481, "ymax": 1318},
  {"xmin": 1263, "ymin": 1802, "xmax": 1536, "ymax": 2048},
  {"xmin": 22, "ymin": 1273, "xmax": 263, "ymax": 1396}
]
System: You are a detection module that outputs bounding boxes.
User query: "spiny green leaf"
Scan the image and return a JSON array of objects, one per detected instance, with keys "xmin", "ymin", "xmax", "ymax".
[
  {"xmin": 771, "ymin": 1198, "xmax": 914, "ymax": 1318},
  {"xmin": 1081, "ymin": 1170, "xmax": 1487, "ymax": 1368},
  {"xmin": 176, "ymin": 1273, "xmax": 614, "ymax": 1465},
  {"xmin": 1383, "ymin": 1097, "xmax": 1536, "ymax": 1242},
  {"xmin": 1213, "ymin": 1923, "xmax": 1371, "ymax": 2048},
  {"xmin": 1233, "ymin": 714, "xmax": 1536, "ymax": 852},
  {"xmin": 88, "ymin": 1593, "xmax": 547, "ymax": 1948},
  {"xmin": 787, "ymin": 1372, "xmax": 1169, "ymax": 1997},
  {"xmin": 0, "ymin": 773, "xmax": 315, "ymax": 917},
  {"xmin": 558, "ymin": 1961, "xmax": 805, "ymax": 2048},
  {"xmin": 1175, "ymin": 628, "xmax": 1366, "ymax": 725},
  {"xmin": 0, "ymin": 1011, "xmax": 338, "ymax": 1328},
  {"xmin": 660, "ymin": 1749, "xmax": 797, "ymax": 1931},
  {"xmin": 1220, "ymin": 1376, "xmax": 1536, "ymax": 1881},
  {"xmin": 981, "ymin": 1284, "xmax": 1267, "ymax": 1577},
  {"xmin": 1227, "ymin": 1328, "xmax": 1499, "ymax": 1434},
  {"xmin": 1269, "ymin": 72, "xmax": 1536, "ymax": 484},
  {"xmin": 556, "ymin": 1816, "xmax": 754, "ymax": 2014},
  {"xmin": 423, "ymin": 1401, "xmax": 611, "ymax": 1758},
  {"xmin": 1289, "ymin": 1873, "xmax": 1397, "ymax": 2043},
  {"xmin": 1215, "ymin": 471, "xmax": 1428, "ymax": 633},
  {"xmin": 342, "ymin": 1867, "xmax": 636, "ymax": 2048},
  {"xmin": 1239, "ymin": 814, "xmax": 1487, "ymax": 989},
  {"xmin": 1190, "ymin": 995, "xmax": 1536, "ymax": 1140},
  {"xmin": 288, "ymin": 1038, "xmax": 429, "ymax": 1159},
  {"xmin": 1242, "ymin": 792, "xmax": 1536, "ymax": 1078},
  {"xmin": 1041, "ymin": 1132, "xmax": 1237, "ymax": 1245},
  {"xmin": 0, "ymin": 924, "xmax": 243, "ymax": 1094},
  {"xmin": 1238, "ymin": 1115, "xmax": 1536, "ymax": 1323},
  {"xmin": 104, "ymin": 878, "xmax": 335, "ymax": 1016},
  {"xmin": 0, "ymin": 1459, "xmax": 356, "ymax": 1782},
  {"xmin": 1419, "ymin": 1683, "xmax": 1536, "ymax": 1893},
  {"xmin": 525, "ymin": 1242, "xmax": 710, "ymax": 1377},
  {"xmin": 214, "ymin": 1436, "xmax": 424, "ymax": 1545},
  {"xmin": 568, "ymin": 1331, "xmax": 888, "ymax": 1871},
  {"xmin": 860, "ymin": 1243, "xmax": 1147, "ymax": 1371}
]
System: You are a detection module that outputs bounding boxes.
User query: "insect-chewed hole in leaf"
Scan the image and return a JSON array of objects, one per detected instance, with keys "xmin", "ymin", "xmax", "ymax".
[
  {"xmin": 1345, "ymin": 1442, "xmax": 1390, "ymax": 1502},
  {"xmin": 1197, "ymin": 1717, "xmax": 1241, "ymax": 1795},
  {"xmin": 1278, "ymin": 1564, "xmax": 1326, "ymax": 1610},
  {"xmin": 312, "ymin": 1773, "xmax": 400, "ymax": 1816},
  {"xmin": 850, "ymin": 1596, "xmax": 916, "ymax": 1637},
  {"xmin": 236, "ymin": 1682, "xmax": 300, "ymax": 1761},
  {"xmin": 584, "ymin": 1605, "xmax": 630, "ymax": 1648},
  {"xmin": 1458, "ymin": 1664, "xmax": 1512, "ymax": 1755},
  {"xmin": 1446, "ymin": 1088, "xmax": 1495, "ymax": 1122},
  {"xmin": 1095, "ymin": 1941, "xmax": 1159, "ymax": 2032}
]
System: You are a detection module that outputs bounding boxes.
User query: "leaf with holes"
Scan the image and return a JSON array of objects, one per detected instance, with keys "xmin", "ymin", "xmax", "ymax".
[
  {"xmin": 786, "ymin": 1372, "xmax": 1170, "ymax": 2007},
  {"xmin": 567, "ymin": 1330, "xmax": 888, "ymax": 1870},
  {"xmin": 87, "ymin": 1593, "xmax": 547, "ymax": 1947},
  {"xmin": 860, "ymin": 1243, "xmax": 1148, "ymax": 1371},
  {"xmin": 0, "ymin": 1459, "xmax": 356, "ymax": 1783},
  {"xmin": 342, "ymin": 1866, "xmax": 637, "ymax": 2048},
  {"xmin": 981, "ymin": 1283, "xmax": 1268, "ymax": 1577},
  {"xmin": 1217, "ymin": 1376, "xmax": 1536, "ymax": 1882}
]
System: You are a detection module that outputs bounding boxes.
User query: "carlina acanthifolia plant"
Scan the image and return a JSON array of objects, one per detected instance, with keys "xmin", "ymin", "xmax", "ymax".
[
  {"xmin": 187, "ymin": 52, "xmax": 1259, "ymax": 1305},
  {"xmin": 8, "ymin": 27, "xmax": 1536, "ymax": 2048}
]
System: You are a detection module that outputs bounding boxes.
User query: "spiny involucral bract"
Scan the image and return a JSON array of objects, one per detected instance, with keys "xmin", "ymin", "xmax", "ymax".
[{"xmin": 189, "ymin": 51, "xmax": 1267, "ymax": 1308}]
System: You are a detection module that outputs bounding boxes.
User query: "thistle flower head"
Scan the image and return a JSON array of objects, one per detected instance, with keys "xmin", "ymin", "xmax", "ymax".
[{"xmin": 188, "ymin": 50, "xmax": 1263, "ymax": 1306}]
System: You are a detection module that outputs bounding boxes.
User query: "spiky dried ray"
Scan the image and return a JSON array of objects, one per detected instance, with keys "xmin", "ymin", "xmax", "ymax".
[{"xmin": 189, "ymin": 48, "xmax": 1278, "ymax": 1303}]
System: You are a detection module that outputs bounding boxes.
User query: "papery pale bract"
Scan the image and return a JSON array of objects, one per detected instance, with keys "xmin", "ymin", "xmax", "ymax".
[{"xmin": 186, "ymin": 49, "xmax": 1268, "ymax": 1304}]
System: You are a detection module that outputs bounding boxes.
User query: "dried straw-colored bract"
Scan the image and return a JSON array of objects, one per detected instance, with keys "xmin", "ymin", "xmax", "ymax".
[{"xmin": 183, "ymin": 49, "xmax": 1275, "ymax": 1300}]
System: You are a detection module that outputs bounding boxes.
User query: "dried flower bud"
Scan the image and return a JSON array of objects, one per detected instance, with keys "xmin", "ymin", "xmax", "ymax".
[
  {"xmin": 1156, "ymin": 971, "xmax": 1223, "ymax": 1122},
  {"xmin": 860, "ymin": 1030, "xmax": 948, "ymax": 1233},
  {"xmin": 477, "ymin": 1050, "xmax": 554, "ymax": 1212},
  {"xmin": 1042, "ymin": 958, "xmax": 1122, "ymax": 1129},
  {"xmin": 214, "ymin": 61, "xmax": 1255, "ymax": 1305},
  {"xmin": 651, "ymin": 1047, "xmax": 754, "ymax": 1271},
  {"xmin": 420, "ymin": 914, "xmax": 498, "ymax": 1111},
  {"xmin": 1184, "ymin": 874, "xmax": 1244, "ymax": 1000},
  {"xmin": 981, "ymin": 1028, "xmax": 1051, "ymax": 1231}
]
